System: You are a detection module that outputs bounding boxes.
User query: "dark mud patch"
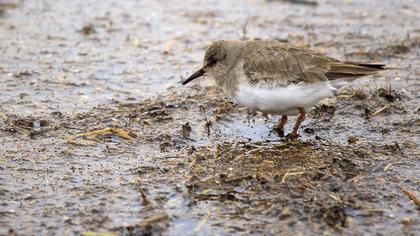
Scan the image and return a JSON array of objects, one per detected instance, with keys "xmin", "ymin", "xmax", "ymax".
[{"xmin": 1, "ymin": 85, "xmax": 419, "ymax": 235}]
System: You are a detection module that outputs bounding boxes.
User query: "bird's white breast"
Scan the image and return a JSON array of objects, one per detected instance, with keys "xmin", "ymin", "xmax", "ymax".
[{"xmin": 232, "ymin": 80, "xmax": 335, "ymax": 115}]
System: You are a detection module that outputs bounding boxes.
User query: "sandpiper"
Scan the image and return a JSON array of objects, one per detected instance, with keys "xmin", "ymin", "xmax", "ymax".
[{"xmin": 182, "ymin": 40, "xmax": 385, "ymax": 139}]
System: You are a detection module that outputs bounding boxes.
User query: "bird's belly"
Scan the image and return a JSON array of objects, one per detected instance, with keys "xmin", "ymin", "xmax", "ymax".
[{"xmin": 232, "ymin": 82, "xmax": 334, "ymax": 115}]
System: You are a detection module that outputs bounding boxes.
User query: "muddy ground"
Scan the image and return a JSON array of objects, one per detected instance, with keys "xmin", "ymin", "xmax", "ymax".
[{"xmin": 0, "ymin": 0, "xmax": 419, "ymax": 235}]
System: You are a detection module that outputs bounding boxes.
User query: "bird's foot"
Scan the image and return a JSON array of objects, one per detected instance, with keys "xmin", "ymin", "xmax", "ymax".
[
  {"xmin": 273, "ymin": 127, "xmax": 285, "ymax": 137},
  {"xmin": 285, "ymin": 132, "xmax": 299, "ymax": 140}
]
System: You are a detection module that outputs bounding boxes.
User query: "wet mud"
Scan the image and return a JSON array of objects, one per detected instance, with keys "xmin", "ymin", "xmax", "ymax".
[{"xmin": 1, "ymin": 0, "xmax": 419, "ymax": 235}]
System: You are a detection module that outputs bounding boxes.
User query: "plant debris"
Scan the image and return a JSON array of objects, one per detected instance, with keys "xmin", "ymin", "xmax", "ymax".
[
  {"xmin": 400, "ymin": 188, "xmax": 420, "ymax": 207},
  {"xmin": 0, "ymin": 1, "xmax": 419, "ymax": 235},
  {"xmin": 68, "ymin": 127, "xmax": 136, "ymax": 145},
  {"xmin": 79, "ymin": 24, "xmax": 96, "ymax": 35}
]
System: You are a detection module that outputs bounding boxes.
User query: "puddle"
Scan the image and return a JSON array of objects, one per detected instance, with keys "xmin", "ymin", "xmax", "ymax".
[{"xmin": 0, "ymin": 0, "xmax": 419, "ymax": 235}]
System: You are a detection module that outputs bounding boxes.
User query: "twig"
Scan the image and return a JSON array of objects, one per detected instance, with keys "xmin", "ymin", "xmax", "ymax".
[
  {"xmin": 137, "ymin": 185, "xmax": 154, "ymax": 207},
  {"xmin": 280, "ymin": 171, "xmax": 305, "ymax": 184},
  {"xmin": 194, "ymin": 210, "xmax": 210, "ymax": 233},
  {"xmin": 383, "ymin": 163, "xmax": 392, "ymax": 171},
  {"xmin": 67, "ymin": 127, "xmax": 134, "ymax": 144},
  {"xmin": 241, "ymin": 17, "xmax": 249, "ymax": 40},
  {"xmin": 372, "ymin": 105, "xmax": 390, "ymax": 116},
  {"xmin": 200, "ymin": 108, "xmax": 211, "ymax": 136},
  {"xmin": 222, "ymin": 173, "xmax": 254, "ymax": 183},
  {"xmin": 137, "ymin": 213, "xmax": 169, "ymax": 227},
  {"xmin": 280, "ymin": 0, "xmax": 318, "ymax": 6},
  {"xmin": 213, "ymin": 142, "xmax": 220, "ymax": 159},
  {"xmin": 280, "ymin": 171, "xmax": 290, "ymax": 184},
  {"xmin": 328, "ymin": 193, "xmax": 343, "ymax": 203},
  {"xmin": 400, "ymin": 187, "xmax": 420, "ymax": 207}
]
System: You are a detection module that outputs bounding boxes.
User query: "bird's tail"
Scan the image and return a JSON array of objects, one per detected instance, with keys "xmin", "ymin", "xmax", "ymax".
[
  {"xmin": 326, "ymin": 62, "xmax": 386, "ymax": 90},
  {"xmin": 326, "ymin": 62, "xmax": 386, "ymax": 80}
]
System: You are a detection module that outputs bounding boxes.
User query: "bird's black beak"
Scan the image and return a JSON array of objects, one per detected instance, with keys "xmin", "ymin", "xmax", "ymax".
[{"xmin": 182, "ymin": 68, "xmax": 205, "ymax": 85}]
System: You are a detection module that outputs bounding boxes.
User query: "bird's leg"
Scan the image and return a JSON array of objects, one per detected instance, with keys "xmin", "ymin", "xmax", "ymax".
[
  {"xmin": 275, "ymin": 115, "xmax": 288, "ymax": 137},
  {"xmin": 288, "ymin": 108, "xmax": 306, "ymax": 140}
]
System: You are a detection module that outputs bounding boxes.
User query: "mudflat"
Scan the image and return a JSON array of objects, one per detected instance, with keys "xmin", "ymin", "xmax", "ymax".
[{"xmin": 0, "ymin": 0, "xmax": 419, "ymax": 235}]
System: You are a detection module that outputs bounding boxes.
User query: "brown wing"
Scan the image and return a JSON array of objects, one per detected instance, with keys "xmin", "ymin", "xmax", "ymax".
[
  {"xmin": 325, "ymin": 62, "xmax": 386, "ymax": 79},
  {"xmin": 243, "ymin": 42, "xmax": 385, "ymax": 87}
]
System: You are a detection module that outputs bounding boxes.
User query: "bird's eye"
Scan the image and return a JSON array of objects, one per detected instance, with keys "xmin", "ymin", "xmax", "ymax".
[{"xmin": 207, "ymin": 57, "xmax": 218, "ymax": 67}]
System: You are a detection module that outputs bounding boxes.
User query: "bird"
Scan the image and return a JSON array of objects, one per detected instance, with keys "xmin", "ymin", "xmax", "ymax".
[{"xmin": 182, "ymin": 40, "xmax": 385, "ymax": 139}]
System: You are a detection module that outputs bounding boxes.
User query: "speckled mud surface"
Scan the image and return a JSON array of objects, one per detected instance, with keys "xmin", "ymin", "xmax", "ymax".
[{"xmin": 0, "ymin": 0, "xmax": 419, "ymax": 235}]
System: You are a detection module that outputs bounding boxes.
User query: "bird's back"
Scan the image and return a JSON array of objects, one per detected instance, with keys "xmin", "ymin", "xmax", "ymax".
[{"xmin": 240, "ymin": 40, "xmax": 385, "ymax": 88}]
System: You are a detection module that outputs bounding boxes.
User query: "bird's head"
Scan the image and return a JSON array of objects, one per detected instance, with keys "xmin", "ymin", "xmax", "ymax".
[{"xmin": 182, "ymin": 40, "xmax": 229, "ymax": 85}]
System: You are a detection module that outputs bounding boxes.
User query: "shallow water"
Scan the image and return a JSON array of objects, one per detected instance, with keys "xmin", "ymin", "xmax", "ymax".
[{"xmin": 0, "ymin": 0, "xmax": 419, "ymax": 235}]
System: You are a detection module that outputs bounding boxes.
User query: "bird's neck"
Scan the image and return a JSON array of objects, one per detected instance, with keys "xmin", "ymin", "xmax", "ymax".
[{"xmin": 214, "ymin": 72, "xmax": 238, "ymax": 98}]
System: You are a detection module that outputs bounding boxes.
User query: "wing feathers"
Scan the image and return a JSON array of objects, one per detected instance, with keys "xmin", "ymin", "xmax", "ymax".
[
  {"xmin": 242, "ymin": 42, "xmax": 385, "ymax": 86},
  {"xmin": 325, "ymin": 62, "xmax": 386, "ymax": 80}
]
